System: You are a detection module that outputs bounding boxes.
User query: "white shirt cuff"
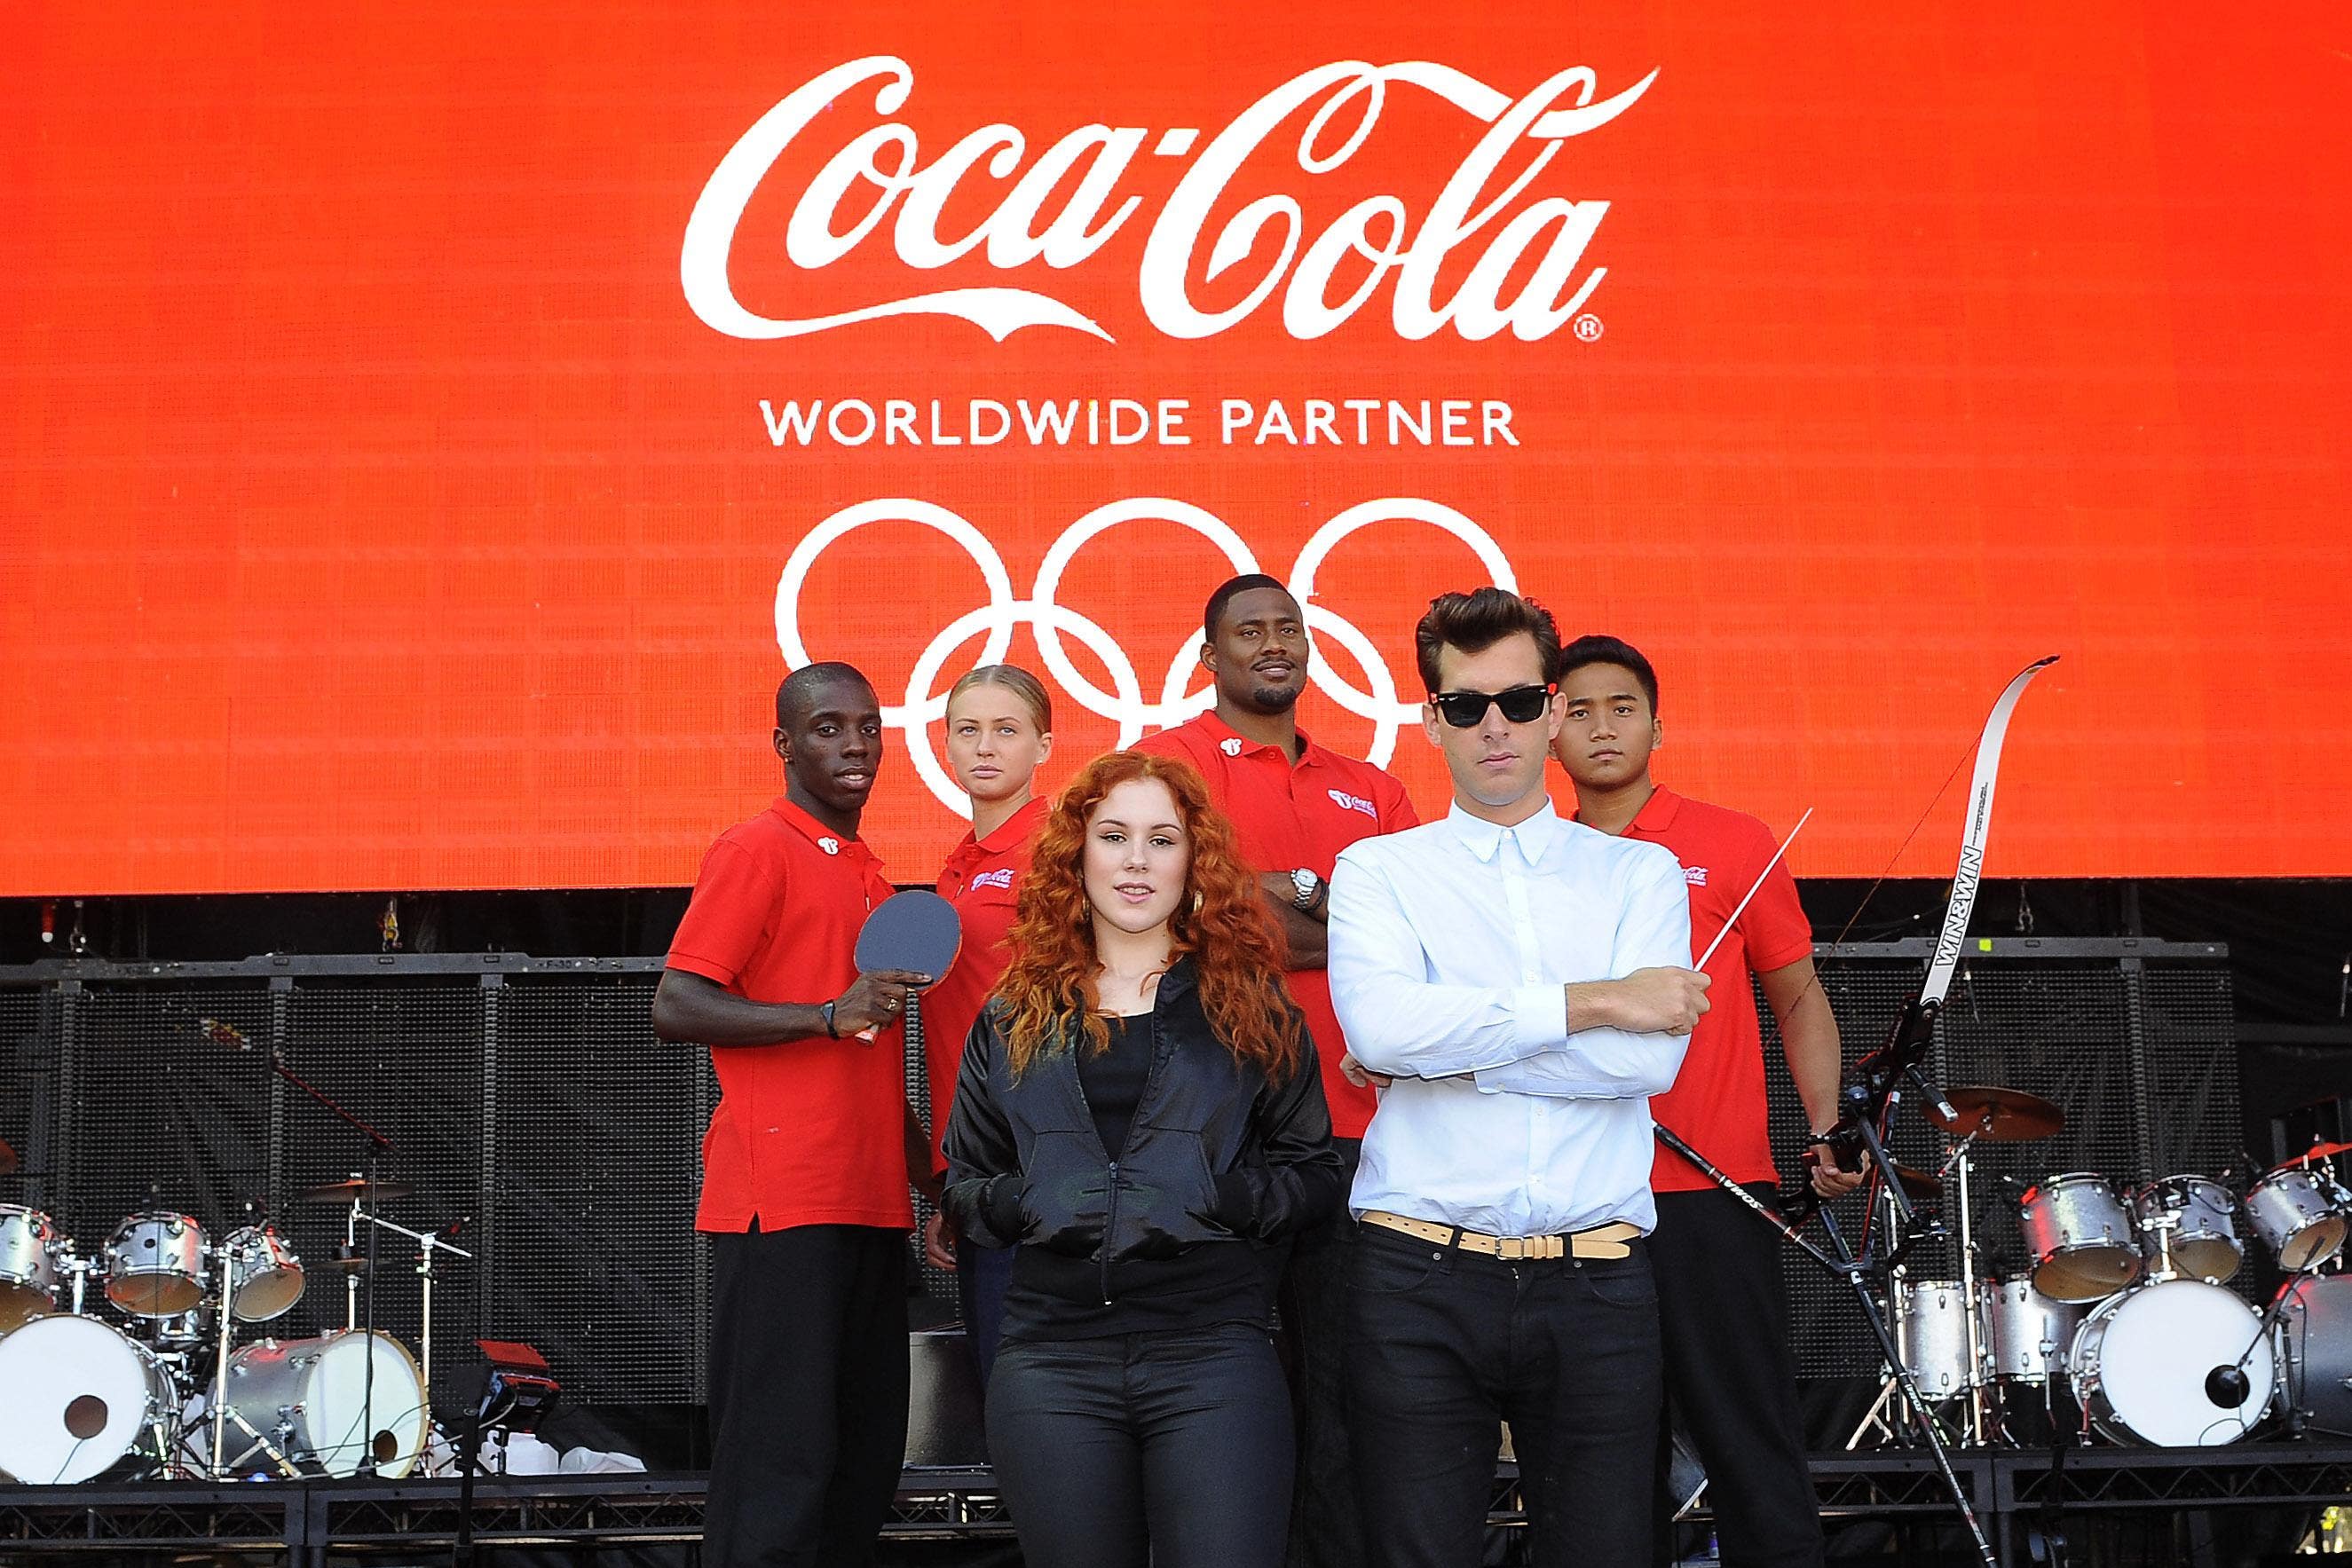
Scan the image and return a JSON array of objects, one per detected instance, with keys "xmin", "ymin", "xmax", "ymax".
[{"xmin": 1510, "ymin": 983, "xmax": 1567, "ymax": 1055}]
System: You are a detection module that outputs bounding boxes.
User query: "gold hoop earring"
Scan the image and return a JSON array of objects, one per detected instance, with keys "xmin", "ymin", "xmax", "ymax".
[{"xmin": 1191, "ymin": 891, "xmax": 1204, "ymax": 916}]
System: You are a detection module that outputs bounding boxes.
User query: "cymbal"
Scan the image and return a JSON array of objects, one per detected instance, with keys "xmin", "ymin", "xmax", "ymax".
[
  {"xmin": 2275, "ymin": 1140, "xmax": 2352, "ymax": 1170},
  {"xmin": 295, "ymin": 1177, "xmax": 415, "ymax": 1205},
  {"xmin": 1892, "ymin": 1162, "xmax": 1943, "ymax": 1201},
  {"xmin": 1927, "ymin": 1085, "xmax": 2066, "ymax": 1143},
  {"xmin": 0, "ymin": 1136, "xmax": 16, "ymax": 1176},
  {"xmin": 325, "ymin": 1256, "xmax": 374, "ymax": 1275}
]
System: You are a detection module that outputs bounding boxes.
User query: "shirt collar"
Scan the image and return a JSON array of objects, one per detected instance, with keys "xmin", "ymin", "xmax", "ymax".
[
  {"xmin": 770, "ymin": 796, "xmax": 870, "ymax": 859},
  {"xmin": 1444, "ymin": 798, "xmax": 1564, "ymax": 865},
  {"xmin": 1570, "ymin": 784, "xmax": 1681, "ymax": 836},
  {"xmin": 1194, "ymin": 709, "xmax": 1318, "ymax": 766},
  {"xmin": 972, "ymin": 796, "xmax": 1049, "ymax": 854}
]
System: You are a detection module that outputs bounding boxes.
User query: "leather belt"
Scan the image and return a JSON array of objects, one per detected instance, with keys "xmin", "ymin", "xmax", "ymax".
[{"xmin": 1361, "ymin": 1209, "xmax": 1640, "ymax": 1261}]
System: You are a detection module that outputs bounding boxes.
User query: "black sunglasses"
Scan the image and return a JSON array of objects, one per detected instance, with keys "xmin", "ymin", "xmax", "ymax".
[{"xmin": 1430, "ymin": 683, "xmax": 1555, "ymax": 729}]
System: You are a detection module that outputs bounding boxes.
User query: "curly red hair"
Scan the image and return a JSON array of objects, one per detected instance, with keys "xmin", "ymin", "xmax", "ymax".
[{"xmin": 993, "ymin": 750, "xmax": 1304, "ymax": 1082}]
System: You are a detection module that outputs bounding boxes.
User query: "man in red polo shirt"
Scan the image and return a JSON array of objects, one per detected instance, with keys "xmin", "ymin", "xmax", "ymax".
[
  {"xmin": 1551, "ymin": 634, "xmax": 1858, "ymax": 1568},
  {"xmin": 1132, "ymin": 573, "xmax": 1417, "ymax": 1568},
  {"xmin": 651, "ymin": 661, "xmax": 935, "ymax": 1568}
]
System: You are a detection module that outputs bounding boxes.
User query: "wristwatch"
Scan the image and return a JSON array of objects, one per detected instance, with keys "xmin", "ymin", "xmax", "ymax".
[{"xmin": 1290, "ymin": 867, "xmax": 1323, "ymax": 911}]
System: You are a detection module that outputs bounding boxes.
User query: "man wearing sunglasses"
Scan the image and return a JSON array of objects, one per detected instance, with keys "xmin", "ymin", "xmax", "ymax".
[{"xmin": 1326, "ymin": 587, "xmax": 1711, "ymax": 1568}]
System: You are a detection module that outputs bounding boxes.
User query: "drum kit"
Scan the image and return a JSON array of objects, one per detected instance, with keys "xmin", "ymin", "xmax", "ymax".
[
  {"xmin": 1866, "ymin": 1090, "xmax": 2352, "ymax": 1451},
  {"xmin": 0, "ymin": 1175, "xmax": 469, "ymax": 1485}
]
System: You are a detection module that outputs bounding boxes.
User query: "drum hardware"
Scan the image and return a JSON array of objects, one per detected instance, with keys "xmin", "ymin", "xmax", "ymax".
[
  {"xmin": 102, "ymin": 1211, "xmax": 211, "ymax": 1317},
  {"xmin": 346, "ymin": 1206, "xmax": 474, "ymax": 1395},
  {"xmin": 0, "ymin": 1312, "xmax": 183, "ymax": 1483},
  {"xmin": 2132, "ymin": 1175, "xmax": 2243, "ymax": 1285},
  {"xmin": 2017, "ymin": 1174, "xmax": 2143, "ymax": 1302},
  {"xmin": 2069, "ymin": 1279, "xmax": 2277, "ymax": 1446},
  {"xmin": 246, "ymin": 1018, "xmax": 404, "ymax": 1477},
  {"xmin": 2273, "ymin": 1268, "xmax": 2352, "ymax": 1439},
  {"xmin": 1926, "ymin": 1085, "xmax": 2067, "ymax": 1144},
  {"xmin": 0, "ymin": 1203, "xmax": 67, "ymax": 1330},
  {"xmin": 1947, "ymin": 1136, "xmax": 1993, "ymax": 1443},
  {"xmin": 215, "ymin": 1331, "xmax": 430, "ymax": 1478},
  {"xmin": 296, "ymin": 1176, "xmax": 418, "ymax": 1205},
  {"xmin": 2245, "ymin": 1160, "xmax": 2350, "ymax": 1273}
]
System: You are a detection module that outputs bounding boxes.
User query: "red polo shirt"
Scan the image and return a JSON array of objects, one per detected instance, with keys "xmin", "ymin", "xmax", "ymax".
[
  {"xmin": 667, "ymin": 796, "xmax": 912, "ymax": 1233},
  {"xmin": 1132, "ymin": 712, "xmax": 1418, "ymax": 1138},
  {"xmin": 920, "ymin": 797, "xmax": 1049, "ymax": 1172},
  {"xmin": 1577, "ymin": 786, "xmax": 1813, "ymax": 1193}
]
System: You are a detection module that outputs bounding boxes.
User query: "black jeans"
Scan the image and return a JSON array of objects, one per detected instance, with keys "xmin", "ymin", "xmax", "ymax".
[
  {"xmin": 1280, "ymin": 1138, "xmax": 1363, "ymax": 1568},
  {"xmin": 1346, "ymin": 1222, "xmax": 1663, "ymax": 1568},
  {"xmin": 1652, "ymin": 1186, "xmax": 1825, "ymax": 1568},
  {"xmin": 705, "ymin": 1223, "xmax": 909, "ymax": 1568},
  {"xmin": 987, "ymin": 1323, "xmax": 1295, "ymax": 1568}
]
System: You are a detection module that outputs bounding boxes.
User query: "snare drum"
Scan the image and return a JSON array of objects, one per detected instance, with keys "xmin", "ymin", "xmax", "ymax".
[
  {"xmin": 103, "ymin": 1212, "xmax": 209, "ymax": 1317},
  {"xmin": 0, "ymin": 1205, "xmax": 65, "ymax": 1331},
  {"xmin": 2245, "ymin": 1167, "xmax": 2348, "ymax": 1273},
  {"xmin": 1893, "ymin": 1278, "xmax": 1977, "ymax": 1399},
  {"xmin": 2018, "ymin": 1173, "xmax": 2143, "ymax": 1301},
  {"xmin": 221, "ymin": 1225, "xmax": 304, "ymax": 1322},
  {"xmin": 2132, "ymin": 1175, "xmax": 2243, "ymax": 1283},
  {"xmin": 2070, "ymin": 1278, "xmax": 2273, "ymax": 1446},
  {"xmin": 1981, "ymin": 1275, "xmax": 2085, "ymax": 1384}
]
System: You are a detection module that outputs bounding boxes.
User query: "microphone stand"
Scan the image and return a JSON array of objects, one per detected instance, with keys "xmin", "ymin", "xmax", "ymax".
[
  {"xmin": 1655, "ymin": 997, "xmax": 2001, "ymax": 1568},
  {"xmin": 261, "ymin": 1046, "xmax": 395, "ymax": 1477}
]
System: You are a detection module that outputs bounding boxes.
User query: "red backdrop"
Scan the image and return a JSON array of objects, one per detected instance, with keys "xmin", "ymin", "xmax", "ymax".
[{"xmin": 4, "ymin": 4, "xmax": 2346, "ymax": 894}]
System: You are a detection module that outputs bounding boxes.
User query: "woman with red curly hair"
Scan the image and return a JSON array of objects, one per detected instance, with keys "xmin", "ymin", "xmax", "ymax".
[{"xmin": 942, "ymin": 749, "xmax": 1344, "ymax": 1568}]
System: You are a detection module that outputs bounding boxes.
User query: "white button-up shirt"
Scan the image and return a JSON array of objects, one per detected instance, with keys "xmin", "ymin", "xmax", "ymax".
[{"xmin": 1328, "ymin": 800, "xmax": 1693, "ymax": 1236}]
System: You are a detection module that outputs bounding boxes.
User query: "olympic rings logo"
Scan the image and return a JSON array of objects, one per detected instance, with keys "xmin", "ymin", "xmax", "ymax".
[{"xmin": 775, "ymin": 498, "xmax": 1518, "ymax": 817}]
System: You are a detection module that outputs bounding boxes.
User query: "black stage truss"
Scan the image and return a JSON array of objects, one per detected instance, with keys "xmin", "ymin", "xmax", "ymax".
[{"xmin": 2, "ymin": 1450, "xmax": 2347, "ymax": 1563}]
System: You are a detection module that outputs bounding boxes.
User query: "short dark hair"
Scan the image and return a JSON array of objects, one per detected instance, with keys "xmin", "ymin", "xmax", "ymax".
[
  {"xmin": 1203, "ymin": 573, "xmax": 1292, "ymax": 641},
  {"xmin": 1413, "ymin": 588, "xmax": 1562, "ymax": 692},
  {"xmin": 1559, "ymin": 634, "xmax": 1661, "ymax": 711},
  {"xmin": 775, "ymin": 661, "xmax": 873, "ymax": 729}
]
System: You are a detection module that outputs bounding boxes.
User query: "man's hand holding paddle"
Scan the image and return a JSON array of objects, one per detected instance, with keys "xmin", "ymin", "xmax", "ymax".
[{"xmin": 833, "ymin": 969, "xmax": 929, "ymax": 1039}]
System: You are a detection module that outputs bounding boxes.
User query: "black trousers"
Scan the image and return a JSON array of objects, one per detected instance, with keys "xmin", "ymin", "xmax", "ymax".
[
  {"xmin": 1280, "ymin": 1138, "xmax": 1363, "ymax": 1568},
  {"xmin": 1651, "ymin": 1186, "xmax": 1825, "ymax": 1568},
  {"xmin": 1346, "ymin": 1222, "xmax": 1663, "ymax": 1568},
  {"xmin": 705, "ymin": 1223, "xmax": 909, "ymax": 1568},
  {"xmin": 987, "ymin": 1323, "xmax": 1295, "ymax": 1568}
]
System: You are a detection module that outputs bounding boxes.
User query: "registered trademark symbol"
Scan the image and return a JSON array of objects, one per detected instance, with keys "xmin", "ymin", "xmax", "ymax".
[{"xmin": 1573, "ymin": 313, "xmax": 1604, "ymax": 343}]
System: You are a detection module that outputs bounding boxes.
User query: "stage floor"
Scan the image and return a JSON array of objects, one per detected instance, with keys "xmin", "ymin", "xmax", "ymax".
[{"xmin": 4, "ymin": 1446, "xmax": 2351, "ymax": 1563}]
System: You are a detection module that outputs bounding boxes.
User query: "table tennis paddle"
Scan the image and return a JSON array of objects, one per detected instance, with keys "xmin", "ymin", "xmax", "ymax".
[{"xmin": 849, "ymin": 890, "xmax": 962, "ymax": 1040}]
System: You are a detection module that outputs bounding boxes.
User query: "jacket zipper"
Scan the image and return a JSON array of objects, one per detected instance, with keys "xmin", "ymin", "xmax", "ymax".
[{"xmin": 1101, "ymin": 1161, "xmax": 1119, "ymax": 1305}]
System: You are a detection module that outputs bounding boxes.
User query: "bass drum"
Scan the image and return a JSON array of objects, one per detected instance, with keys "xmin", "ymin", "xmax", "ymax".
[
  {"xmin": 2070, "ymin": 1279, "xmax": 2274, "ymax": 1446},
  {"xmin": 2273, "ymin": 1273, "xmax": 2352, "ymax": 1438},
  {"xmin": 219, "ymin": 1331, "xmax": 429, "ymax": 1478},
  {"xmin": 0, "ymin": 1313, "xmax": 180, "ymax": 1483}
]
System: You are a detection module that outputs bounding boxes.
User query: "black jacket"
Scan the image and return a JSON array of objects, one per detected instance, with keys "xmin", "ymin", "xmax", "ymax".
[{"xmin": 941, "ymin": 957, "xmax": 1345, "ymax": 1312}]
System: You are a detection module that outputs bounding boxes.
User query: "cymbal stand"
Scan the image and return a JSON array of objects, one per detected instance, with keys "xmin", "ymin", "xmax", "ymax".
[
  {"xmin": 1845, "ymin": 1178, "xmax": 1916, "ymax": 1449},
  {"xmin": 1946, "ymin": 1133, "xmax": 1986, "ymax": 1444},
  {"xmin": 208, "ymin": 1233, "xmax": 245, "ymax": 1477},
  {"xmin": 353, "ymin": 1207, "xmax": 473, "ymax": 1394},
  {"xmin": 261, "ymin": 1042, "xmax": 394, "ymax": 1477}
]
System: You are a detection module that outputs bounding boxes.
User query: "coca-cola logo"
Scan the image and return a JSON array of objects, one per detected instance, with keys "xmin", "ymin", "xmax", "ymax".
[{"xmin": 682, "ymin": 56, "xmax": 1656, "ymax": 345}]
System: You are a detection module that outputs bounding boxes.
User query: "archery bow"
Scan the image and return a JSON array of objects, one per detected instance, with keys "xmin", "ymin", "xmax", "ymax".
[{"xmin": 1849, "ymin": 654, "xmax": 2060, "ymax": 1091}]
